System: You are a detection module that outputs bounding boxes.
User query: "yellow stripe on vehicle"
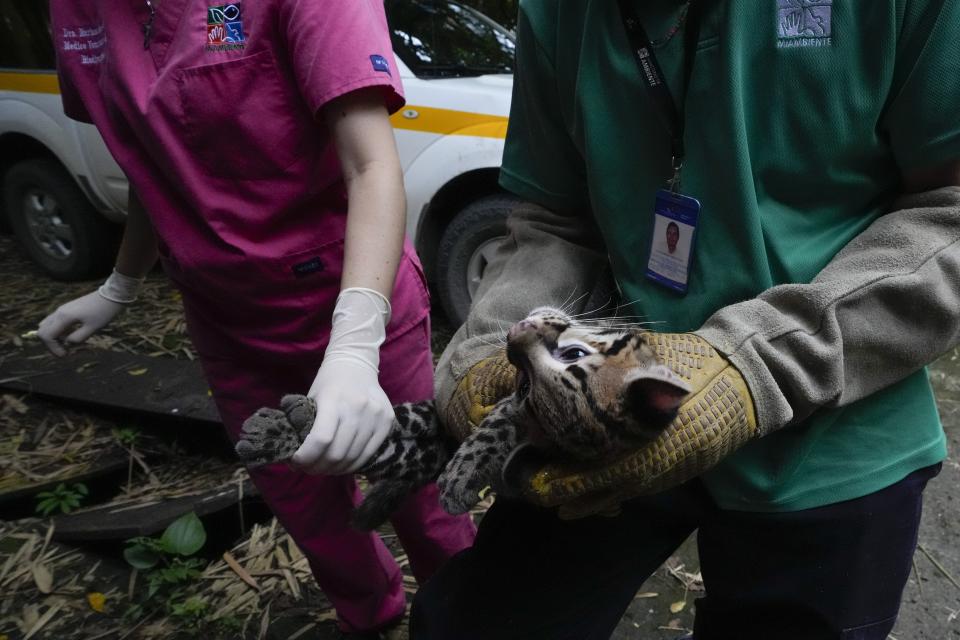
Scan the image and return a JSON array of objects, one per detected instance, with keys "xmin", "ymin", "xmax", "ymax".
[
  {"xmin": 391, "ymin": 105, "xmax": 508, "ymax": 139},
  {"xmin": 0, "ymin": 71, "xmax": 61, "ymax": 94},
  {"xmin": 0, "ymin": 71, "xmax": 508, "ymax": 139}
]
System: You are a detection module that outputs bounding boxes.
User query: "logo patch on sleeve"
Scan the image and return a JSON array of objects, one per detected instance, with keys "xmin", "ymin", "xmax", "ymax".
[
  {"xmin": 370, "ymin": 54, "xmax": 391, "ymax": 75},
  {"xmin": 206, "ymin": 3, "xmax": 246, "ymax": 51}
]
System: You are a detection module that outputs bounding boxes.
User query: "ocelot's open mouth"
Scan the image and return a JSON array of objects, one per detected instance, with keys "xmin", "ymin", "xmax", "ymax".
[
  {"xmin": 516, "ymin": 368, "xmax": 531, "ymax": 400},
  {"xmin": 507, "ymin": 342, "xmax": 533, "ymax": 400}
]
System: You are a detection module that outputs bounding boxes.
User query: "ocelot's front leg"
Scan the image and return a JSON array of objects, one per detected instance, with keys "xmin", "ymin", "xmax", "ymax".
[
  {"xmin": 235, "ymin": 396, "xmax": 450, "ymax": 530},
  {"xmin": 438, "ymin": 396, "xmax": 524, "ymax": 515},
  {"xmin": 350, "ymin": 401, "xmax": 452, "ymax": 530}
]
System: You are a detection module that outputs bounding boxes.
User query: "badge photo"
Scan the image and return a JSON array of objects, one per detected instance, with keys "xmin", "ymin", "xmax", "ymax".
[{"xmin": 645, "ymin": 189, "xmax": 701, "ymax": 294}]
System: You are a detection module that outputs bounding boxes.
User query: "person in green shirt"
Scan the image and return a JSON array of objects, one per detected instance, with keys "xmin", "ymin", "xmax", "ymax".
[{"xmin": 412, "ymin": 1, "xmax": 960, "ymax": 638}]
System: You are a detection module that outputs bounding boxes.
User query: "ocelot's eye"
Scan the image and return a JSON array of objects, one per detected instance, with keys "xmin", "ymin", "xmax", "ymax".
[{"xmin": 556, "ymin": 345, "xmax": 590, "ymax": 362}]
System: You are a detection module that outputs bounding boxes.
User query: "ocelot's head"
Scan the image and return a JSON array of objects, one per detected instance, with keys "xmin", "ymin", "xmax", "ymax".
[{"xmin": 505, "ymin": 307, "xmax": 690, "ymax": 460}]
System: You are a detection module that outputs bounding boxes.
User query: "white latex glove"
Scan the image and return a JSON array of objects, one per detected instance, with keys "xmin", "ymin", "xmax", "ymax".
[
  {"xmin": 292, "ymin": 287, "xmax": 394, "ymax": 475},
  {"xmin": 37, "ymin": 269, "xmax": 143, "ymax": 357}
]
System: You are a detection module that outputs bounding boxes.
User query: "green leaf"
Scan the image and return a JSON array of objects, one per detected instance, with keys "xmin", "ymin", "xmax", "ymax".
[
  {"xmin": 127, "ymin": 536, "xmax": 164, "ymax": 553},
  {"xmin": 161, "ymin": 512, "xmax": 206, "ymax": 556},
  {"xmin": 124, "ymin": 544, "xmax": 161, "ymax": 570}
]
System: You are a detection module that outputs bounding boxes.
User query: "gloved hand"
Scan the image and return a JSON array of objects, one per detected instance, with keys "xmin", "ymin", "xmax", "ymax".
[
  {"xmin": 446, "ymin": 333, "xmax": 758, "ymax": 518},
  {"xmin": 291, "ymin": 288, "xmax": 395, "ymax": 476},
  {"xmin": 37, "ymin": 269, "xmax": 143, "ymax": 356},
  {"xmin": 440, "ymin": 348, "xmax": 516, "ymax": 442},
  {"xmin": 525, "ymin": 332, "xmax": 757, "ymax": 517}
]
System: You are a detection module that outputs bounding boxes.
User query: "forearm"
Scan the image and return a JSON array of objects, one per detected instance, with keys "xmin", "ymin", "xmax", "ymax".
[
  {"xmin": 697, "ymin": 185, "xmax": 960, "ymax": 434},
  {"xmin": 293, "ymin": 89, "xmax": 406, "ymax": 474},
  {"xmin": 324, "ymin": 87, "xmax": 405, "ymax": 300},
  {"xmin": 435, "ymin": 200, "xmax": 612, "ymax": 410},
  {"xmin": 114, "ymin": 188, "xmax": 159, "ymax": 278},
  {"xmin": 340, "ymin": 159, "xmax": 405, "ymax": 298}
]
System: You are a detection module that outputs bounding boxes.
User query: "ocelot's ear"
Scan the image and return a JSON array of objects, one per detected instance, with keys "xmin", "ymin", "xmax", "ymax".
[{"xmin": 623, "ymin": 365, "xmax": 691, "ymax": 426}]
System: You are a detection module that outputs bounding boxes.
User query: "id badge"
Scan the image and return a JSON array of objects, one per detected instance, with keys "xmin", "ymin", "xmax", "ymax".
[{"xmin": 645, "ymin": 189, "xmax": 701, "ymax": 294}]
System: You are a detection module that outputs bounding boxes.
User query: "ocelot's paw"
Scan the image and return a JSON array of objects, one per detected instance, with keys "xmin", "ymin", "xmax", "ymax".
[
  {"xmin": 438, "ymin": 406, "xmax": 521, "ymax": 514},
  {"xmin": 279, "ymin": 394, "xmax": 316, "ymax": 437},
  {"xmin": 437, "ymin": 447, "xmax": 492, "ymax": 515},
  {"xmin": 235, "ymin": 406, "xmax": 303, "ymax": 467}
]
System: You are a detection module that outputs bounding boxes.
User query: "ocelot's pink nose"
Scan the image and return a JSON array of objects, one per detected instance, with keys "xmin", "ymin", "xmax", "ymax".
[{"xmin": 507, "ymin": 318, "xmax": 537, "ymax": 342}]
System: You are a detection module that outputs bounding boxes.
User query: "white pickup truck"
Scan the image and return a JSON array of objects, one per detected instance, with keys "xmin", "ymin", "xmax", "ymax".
[{"xmin": 0, "ymin": 0, "xmax": 517, "ymax": 325}]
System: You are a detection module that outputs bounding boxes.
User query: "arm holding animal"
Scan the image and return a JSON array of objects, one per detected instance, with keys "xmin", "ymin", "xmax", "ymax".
[
  {"xmin": 291, "ymin": 87, "xmax": 407, "ymax": 477},
  {"xmin": 698, "ymin": 181, "xmax": 960, "ymax": 435},
  {"xmin": 435, "ymin": 199, "xmax": 616, "ymax": 440},
  {"xmin": 497, "ymin": 177, "xmax": 960, "ymax": 517},
  {"xmin": 237, "ymin": 393, "xmax": 524, "ymax": 528},
  {"xmin": 436, "ymin": 166, "xmax": 960, "ymax": 516},
  {"xmin": 239, "ymin": 395, "xmax": 450, "ymax": 530}
]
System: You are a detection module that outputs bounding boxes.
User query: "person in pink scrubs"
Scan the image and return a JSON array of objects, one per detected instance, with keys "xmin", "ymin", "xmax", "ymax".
[{"xmin": 37, "ymin": 1, "xmax": 476, "ymax": 636}]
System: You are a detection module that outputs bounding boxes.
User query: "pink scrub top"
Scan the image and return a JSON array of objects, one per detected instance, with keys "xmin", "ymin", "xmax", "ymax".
[{"xmin": 50, "ymin": 0, "xmax": 428, "ymax": 362}]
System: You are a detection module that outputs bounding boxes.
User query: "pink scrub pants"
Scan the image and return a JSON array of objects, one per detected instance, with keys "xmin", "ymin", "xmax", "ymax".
[{"xmin": 197, "ymin": 315, "xmax": 476, "ymax": 633}]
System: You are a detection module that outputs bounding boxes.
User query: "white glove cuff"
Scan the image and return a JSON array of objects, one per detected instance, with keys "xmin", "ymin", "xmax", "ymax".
[
  {"xmin": 324, "ymin": 287, "xmax": 392, "ymax": 374},
  {"xmin": 338, "ymin": 287, "xmax": 392, "ymax": 325},
  {"xmin": 97, "ymin": 269, "xmax": 145, "ymax": 304}
]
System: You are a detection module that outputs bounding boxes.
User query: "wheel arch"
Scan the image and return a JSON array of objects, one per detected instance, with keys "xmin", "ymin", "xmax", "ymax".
[
  {"xmin": 0, "ymin": 133, "xmax": 62, "ymax": 226},
  {"xmin": 413, "ymin": 167, "xmax": 507, "ymax": 282},
  {"xmin": 2, "ymin": 156, "xmax": 120, "ymax": 280}
]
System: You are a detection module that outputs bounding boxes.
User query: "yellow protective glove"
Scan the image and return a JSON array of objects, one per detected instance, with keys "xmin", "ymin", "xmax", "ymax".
[
  {"xmin": 441, "ymin": 349, "xmax": 517, "ymax": 442},
  {"xmin": 443, "ymin": 333, "xmax": 758, "ymax": 519},
  {"xmin": 524, "ymin": 332, "xmax": 758, "ymax": 518}
]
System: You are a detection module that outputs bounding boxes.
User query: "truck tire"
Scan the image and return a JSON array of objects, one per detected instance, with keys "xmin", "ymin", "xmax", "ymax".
[
  {"xmin": 3, "ymin": 158, "xmax": 119, "ymax": 280},
  {"xmin": 435, "ymin": 194, "xmax": 518, "ymax": 326}
]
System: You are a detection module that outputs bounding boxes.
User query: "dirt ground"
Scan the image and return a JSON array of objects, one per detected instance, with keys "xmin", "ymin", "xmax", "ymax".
[{"xmin": 1, "ymin": 234, "xmax": 958, "ymax": 639}]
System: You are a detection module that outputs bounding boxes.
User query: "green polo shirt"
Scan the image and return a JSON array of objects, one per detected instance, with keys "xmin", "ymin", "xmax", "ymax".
[{"xmin": 500, "ymin": 0, "xmax": 956, "ymax": 511}]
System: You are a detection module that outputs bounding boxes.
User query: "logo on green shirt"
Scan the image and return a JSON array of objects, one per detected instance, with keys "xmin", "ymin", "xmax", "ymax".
[{"xmin": 777, "ymin": 0, "xmax": 832, "ymax": 48}]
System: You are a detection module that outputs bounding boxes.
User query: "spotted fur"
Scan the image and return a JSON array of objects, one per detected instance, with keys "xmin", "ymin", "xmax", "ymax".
[
  {"xmin": 498, "ymin": 307, "xmax": 690, "ymax": 460},
  {"xmin": 436, "ymin": 307, "xmax": 690, "ymax": 513},
  {"xmin": 435, "ymin": 396, "xmax": 522, "ymax": 514},
  {"xmin": 236, "ymin": 307, "xmax": 689, "ymax": 526},
  {"xmin": 236, "ymin": 395, "xmax": 450, "ymax": 530}
]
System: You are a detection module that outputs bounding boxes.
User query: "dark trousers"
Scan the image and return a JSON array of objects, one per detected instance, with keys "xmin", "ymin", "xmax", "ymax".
[{"xmin": 410, "ymin": 464, "xmax": 940, "ymax": 640}]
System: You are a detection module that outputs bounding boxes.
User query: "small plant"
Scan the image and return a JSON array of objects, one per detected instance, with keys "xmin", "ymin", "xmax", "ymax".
[
  {"xmin": 112, "ymin": 427, "xmax": 140, "ymax": 448},
  {"xmin": 211, "ymin": 615, "xmax": 245, "ymax": 636},
  {"xmin": 35, "ymin": 482, "xmax": 88, "ymax": 516},
  {"xmin": 123, "ymin": 512, "xmax": 209, "ymax": 628},
  {"xmin": 169, "ymin": 595, "xmax": 209, "ymax": 629}
]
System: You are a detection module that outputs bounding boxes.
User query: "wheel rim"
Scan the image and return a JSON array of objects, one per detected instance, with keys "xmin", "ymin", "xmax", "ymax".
[
  {"xmin": 465, "ymin": 236, "xmax": 505, "ymax": 299},
  {"xmin": 21, "ymin": 187, "xmax": 74, "ymax": 261}
]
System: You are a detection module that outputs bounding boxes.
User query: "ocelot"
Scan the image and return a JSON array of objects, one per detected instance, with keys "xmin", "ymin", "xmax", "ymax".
[{"xmin": 235, "ymin": 307, "xmax": 689, "ymax": 529}]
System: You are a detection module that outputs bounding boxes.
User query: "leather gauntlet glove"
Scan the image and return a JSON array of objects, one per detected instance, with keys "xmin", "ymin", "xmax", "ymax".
[
  {"xmin": 441, "ymin": 349, "xmax": 517, "ymax": 442},
  {"xmin": 521, "ymin": 332, "xmax": 758, "ymax": 518}
]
